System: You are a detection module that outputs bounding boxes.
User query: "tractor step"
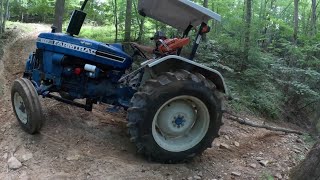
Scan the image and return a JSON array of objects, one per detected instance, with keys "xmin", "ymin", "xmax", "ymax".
[{"xmin": 45, "ymin": 93, "xmax": 93, "ymax": 111}]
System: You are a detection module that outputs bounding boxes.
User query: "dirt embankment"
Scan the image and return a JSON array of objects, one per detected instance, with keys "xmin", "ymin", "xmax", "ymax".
[{"xmin": 0, "ymin": 24, "xmax": 311, "ymax": 180}]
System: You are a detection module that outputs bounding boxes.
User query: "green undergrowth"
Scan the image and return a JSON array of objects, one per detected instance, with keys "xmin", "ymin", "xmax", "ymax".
[
  {"xmin": 78, "ymin": 25, "xmax": 116, "ymax": 43},
  {"xmin": 301, "ymin": 134, "xmax": 317, "ymax": 147},
  {"xmin": 197, "ymin": 38, "xmax": 284, "ymax": 120},
  {"xmin": 260, "ymin": 172, "xmax": 274, "ymax": 180},
  {"xmin": 196, "ymin": 32, "xmax": 320, "ymax": 127},
  {"xmin": 62, "ymin": 22, "xmax": 157, "ymax": 44}
]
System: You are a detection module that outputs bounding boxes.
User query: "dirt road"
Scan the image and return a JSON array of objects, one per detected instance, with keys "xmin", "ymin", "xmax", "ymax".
[{"xmin": 0, "ymin": 24, "xmax": 310, "ymax": 180}]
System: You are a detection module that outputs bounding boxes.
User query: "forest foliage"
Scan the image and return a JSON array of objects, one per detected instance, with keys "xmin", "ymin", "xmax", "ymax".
[{"xmin": 1, "ymin": 0, "xmax": 320, "ymax": 131}]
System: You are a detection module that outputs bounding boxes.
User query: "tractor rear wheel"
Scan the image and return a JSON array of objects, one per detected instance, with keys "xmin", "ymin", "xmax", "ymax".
[
  {"xmin": 127, "ymin": 70, "xmax": 223, "ymax": 163},
  {"xmin": 11, "ymin": 78, "xmax": 44, "ymax": 134}
]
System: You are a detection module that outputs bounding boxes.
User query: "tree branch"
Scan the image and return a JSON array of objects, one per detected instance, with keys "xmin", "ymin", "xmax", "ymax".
[
  {"xmin": 297, "ymin": 99, "xmax": 320, "ymax": 112},
  {"xmin": 224, "ymin": 111, "xmax": 303, "ymax": 135}
]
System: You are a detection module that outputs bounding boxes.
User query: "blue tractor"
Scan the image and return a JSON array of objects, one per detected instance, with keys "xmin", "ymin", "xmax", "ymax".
[{"xmin": 11, "ymin": 0, "xmax": 227, "ymax": 162}]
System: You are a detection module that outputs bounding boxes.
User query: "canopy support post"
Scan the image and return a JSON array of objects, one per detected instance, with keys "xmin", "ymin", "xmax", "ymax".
[
  {"xmin": 177, "ymin": 25, "xmax": 193, "ymax": 56},
  {"xmin": 190, "ymin": 22, "xmax": 207, "ymax": 60}
]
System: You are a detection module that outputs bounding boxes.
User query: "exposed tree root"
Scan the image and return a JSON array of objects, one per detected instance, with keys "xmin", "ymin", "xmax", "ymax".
[{"xmin": 224, "ymin": 111, "xmax": 304, "ymax": 135}]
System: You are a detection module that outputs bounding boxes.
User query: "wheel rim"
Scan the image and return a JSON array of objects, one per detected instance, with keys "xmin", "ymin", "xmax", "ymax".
[
  {"xmin": 13, "ymin": 92, "xmax": 28, "ymax": 124},
  {"xmin": 152, "ymin": 95, "xmax": 210, "ymax": 152}
]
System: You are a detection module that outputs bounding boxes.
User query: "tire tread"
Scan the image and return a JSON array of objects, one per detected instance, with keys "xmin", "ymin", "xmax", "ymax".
[{"xmin": 127, "ymin": 70, "xmax": 223, "ymax": 163}]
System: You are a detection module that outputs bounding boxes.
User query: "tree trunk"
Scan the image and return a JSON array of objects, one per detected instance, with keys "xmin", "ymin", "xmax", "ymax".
[
  {"xmin": 53, "ymin": 0, "xmax": 65, "ymax": 32},
  {"xmin": 293, "ymin": 0, "xmax": 299, "ymax": 45},
  {"xmin": 290, "ymin": 141, "xmax": 320, "ymax": 180},
  {"xmin": 316, "ymin": 108, "xmax": 320, "ymax": 133},
  {"xmin": 258, "ymin": 0, "xmax": 264, "ymax": 20},
  {"xmin": 124, "ymin": 0, "xmax": 132, "ymax": 42},
  {"xmin": 5, "ymin": 0, "xmax": 9, "ymax": 18},
  {"xmin": 113, "ymin": 0, "xmax": 118, "ymax": 42},
  {"xmin": 211, "ymin": 2, "xmax": 215, "ymax": 31},
  {"xmin": 268, "ymin": 0, "xmax": 276, "ymax": 45},
  {"xmin": 2, "ymin": 0, "xmax": 9, "ymax": 32},
  {"xmin": 240, "ymin": 0, "xmax": 246, "ymax": 45},
  {"xmin": 0, "ymin": 0, "xmax": 4, "ymax": 34},
  {"xmin": 132, "ymin": 0, "xmax": 144, "ymax": 42},
  {"xmin": 160, "ymin": 23, "xmax": 166, "ymax": 34},
  {"xmin": 155, "ymin": 21, "xmax": 159, "ymax": 32},
  {"xmin": 242, "ymin": 0, "xmax": 252, "ymax": 71},
  {"xmin": 301, "ymin": 2, "xmax": 307, "ymax": 36},
  {"xmin": 311, "ymin": 0, "xmax": 317, "ymax": 36},
  {"xmin": 259, "ymin": 0, "xmax": 268, "ymax": 49},
  {"xmin": 137, "ymin": 18, "xmax": 145, "ymax": 43},
  {"xmin": 202, "ymin": 0, "xmax": 208, "ymax": 41}
]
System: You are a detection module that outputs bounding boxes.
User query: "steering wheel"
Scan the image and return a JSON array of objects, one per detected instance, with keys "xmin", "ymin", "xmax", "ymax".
[{"xmin": 130, "ymin": 43, "xmax": 148, "ymax": 59}]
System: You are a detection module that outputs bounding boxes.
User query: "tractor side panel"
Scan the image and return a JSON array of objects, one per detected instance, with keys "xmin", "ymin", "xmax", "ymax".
[
  {"xmin": 43, "ymin": 52, "xmax": 64, "ymax": 86},
  {"xmin": 26, "ymin": 50, "xmax": 64, "ymax": 87}
]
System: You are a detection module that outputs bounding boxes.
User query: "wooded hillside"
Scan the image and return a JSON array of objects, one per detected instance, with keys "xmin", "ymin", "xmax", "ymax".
[{"xmin": 0, "ymin": 0, "xmax": 320, "ymax": 178}]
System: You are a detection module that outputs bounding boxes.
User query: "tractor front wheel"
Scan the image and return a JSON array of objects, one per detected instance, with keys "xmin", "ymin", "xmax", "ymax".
[
  {"xmin": 11, "ymin": 78, "xmax": 44, "ymax": 134},
  {"xmin": 127, "ymin": 70, "xmax": 223, "ymax": 163}
]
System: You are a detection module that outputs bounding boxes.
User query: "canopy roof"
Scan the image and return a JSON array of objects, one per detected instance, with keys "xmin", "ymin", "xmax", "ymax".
[{"xmin": 138, "ymin": 0, "xmax": 221, "ymax": 31}]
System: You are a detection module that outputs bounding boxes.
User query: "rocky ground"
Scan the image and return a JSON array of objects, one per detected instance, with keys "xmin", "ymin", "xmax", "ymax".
[{"xmin": 0, "ymin": 24, "xmax": 312, "ymax": 180}]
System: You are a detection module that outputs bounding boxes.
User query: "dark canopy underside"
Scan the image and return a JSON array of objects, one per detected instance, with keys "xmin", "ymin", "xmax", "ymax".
[{"xmin": 138, "ymin": 0, "xmax": 221, "ymax": 31}]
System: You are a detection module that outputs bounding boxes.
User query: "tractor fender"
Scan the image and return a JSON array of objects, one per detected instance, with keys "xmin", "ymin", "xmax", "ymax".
[{"xmin": 142, "ymin": 55, "xmax": 228, "ymax": 94}]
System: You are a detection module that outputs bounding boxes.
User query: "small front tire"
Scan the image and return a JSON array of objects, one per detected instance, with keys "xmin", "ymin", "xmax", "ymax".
[{"xmin": 11, "ymin": 78, "xmax": 44, "ymax": 134}]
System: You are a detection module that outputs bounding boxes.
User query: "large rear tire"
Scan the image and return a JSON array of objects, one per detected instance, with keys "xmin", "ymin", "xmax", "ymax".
[
  {"xmin": 11, "ymin": 78, "xmax": 44, "ymax": 134},
  {"xmin": 127, "ymin": 70, "xmax": 223, "ymax": 163}
]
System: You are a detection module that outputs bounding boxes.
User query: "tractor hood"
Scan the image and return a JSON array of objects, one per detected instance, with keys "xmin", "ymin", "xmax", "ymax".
[
  {"xmin": 138, "ymin": 0, "xmax": 221, "ymax": 31},
  {"xmin": 36, "ymin": 33, "xmax": 132, "ymax": 69}
]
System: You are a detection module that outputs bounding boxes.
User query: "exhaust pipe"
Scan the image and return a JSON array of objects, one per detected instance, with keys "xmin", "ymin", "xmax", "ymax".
[{"xmin": 66, "ymin": 0, "xmax": 89, "ymax": 36}]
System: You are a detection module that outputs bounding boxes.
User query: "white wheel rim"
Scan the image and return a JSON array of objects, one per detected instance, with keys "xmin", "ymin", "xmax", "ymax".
[
  {"xmin": 152, "ymin": 95, "xmax": 210, "ymax": 152},
  {"xmin": 13, "ymin": 92, "xmax": 28, "ymax": 124}
]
